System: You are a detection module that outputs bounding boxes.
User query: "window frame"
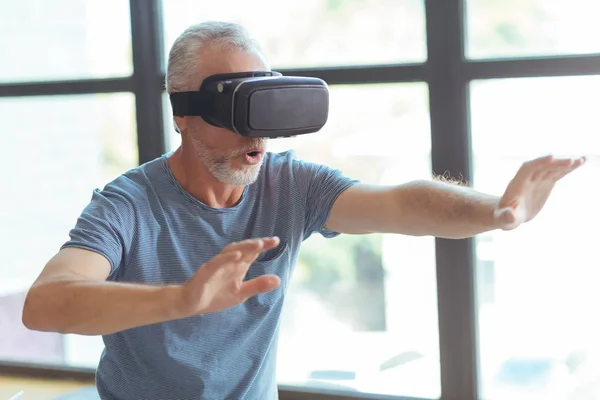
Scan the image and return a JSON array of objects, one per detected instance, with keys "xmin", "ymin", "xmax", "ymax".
[{"xmin": 1, "ymin": 1, "xmax": 599, "ymax": 399}]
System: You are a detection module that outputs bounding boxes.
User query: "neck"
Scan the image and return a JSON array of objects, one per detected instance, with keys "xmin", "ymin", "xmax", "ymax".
[{"xmin": 167, "ymin": 145, "xmax": 245, "ymax": 208}]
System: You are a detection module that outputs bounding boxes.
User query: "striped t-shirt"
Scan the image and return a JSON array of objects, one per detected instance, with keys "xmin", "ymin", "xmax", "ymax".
[{"xmin": 62, "ymin": 150, "xmax": 358, "ymax": 400}]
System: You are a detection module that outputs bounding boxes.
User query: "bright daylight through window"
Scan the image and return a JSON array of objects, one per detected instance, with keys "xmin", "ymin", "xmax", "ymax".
[
  {"xmin": 471, "ymin": 76, "xmax": 600, "ymax": 400},
  {"xmin": 466, "ymin": 0, "xmax": 600, "ymax": 59},
  {"xmin": 165, "ymin": 82, "xmax": 440, "ymax": 399},
  {"xmin": 162, "ymin": 0, "xmax": 427, "ymax": 69},
  {"xmin": 258, "ymin": 84, "xmax": 438, "ymax": 398},
  {"xmin": 0, "ymin": 94, "xmax": 138, "ymax": 366},
  {"xmin": 162, "ymin": 1, "xmax": 438, "ymax": 396},
  {"xmin": 0, "ymin": 0, "xmax": 132, "ymax": 83},
  {"xmin": 2, "ymin": 0, "xmax": 599, "ymax": 399}
]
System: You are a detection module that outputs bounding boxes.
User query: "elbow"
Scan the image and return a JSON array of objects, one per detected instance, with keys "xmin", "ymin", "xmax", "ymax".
[
  {"xmin": 22, "ymin": 288, "xmax": 41, "ymax": 331},
  {"xmin": 22, "ymin": 287, "xmax": 47, "ymax": 332},
  {"xmin": 22, "ymin": 286, "xmax": 67, "ymax": 334}
]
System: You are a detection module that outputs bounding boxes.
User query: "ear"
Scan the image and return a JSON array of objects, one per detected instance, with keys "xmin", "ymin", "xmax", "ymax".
[
  {"xmin": 169, "ymin": 90, "xmax": 187, "ymax": 133},
  {"xmin": 173, "ymin": 116, "xmax": 186, "ymax": 134}
]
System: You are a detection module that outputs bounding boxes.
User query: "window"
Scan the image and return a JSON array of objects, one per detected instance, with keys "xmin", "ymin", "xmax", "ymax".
[
  {"xmin": 0, "ymin": 0, "xmax": 132, "ymax": 83},
  {"xmin": 470, "ymin": 76, "xmax": 600, "ymax": 399},
  {"xmin": 161, "ymin": 0, "xmax": 427, "ymax": 69},
  {"xmin": 164, "ymin": 83, "xmax": 439, "ymax": 398},
  {"xmin": 466, "ymin": 0, "xmax": 600, "ymax": 59},
  {"xmin": 5, "ymin": 3, "xmax": 600, "ymax": 400},
  {"xmin": 265, "ymin": 84, "xmax": 440, "ymax": 398},
  {"xmin": 0, "ymin": 94, "xmax": 138, "ymax": 367}
]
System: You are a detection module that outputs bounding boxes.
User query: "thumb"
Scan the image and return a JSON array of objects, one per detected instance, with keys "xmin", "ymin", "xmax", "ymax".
[
  {"xmin": 494, "ymin": 206, "xmax": 519, "ymax": 230},
  {"xmin": 239, "ymin": 275, "xmax": 281, "ymax": 300}
]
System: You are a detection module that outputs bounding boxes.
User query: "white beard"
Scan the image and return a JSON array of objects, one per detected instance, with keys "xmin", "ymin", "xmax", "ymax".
[{"xmin": 191, "ymin": 136, "xmax": 264, "ymax": 186}]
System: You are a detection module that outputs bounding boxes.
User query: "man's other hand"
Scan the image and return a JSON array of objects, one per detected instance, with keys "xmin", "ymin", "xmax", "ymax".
[
  {"xmin": 494, "ymin": 155, "xmax": 587, "ymax": 230},
  {"xmin": 179, "ymin": 237, "xmax": 281, "ymax": 316}
]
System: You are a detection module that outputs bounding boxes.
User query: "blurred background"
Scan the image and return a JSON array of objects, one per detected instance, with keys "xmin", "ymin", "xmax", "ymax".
[{"xmin": 1, "ymin": 1, "xmax": 599, "ymax": 399}]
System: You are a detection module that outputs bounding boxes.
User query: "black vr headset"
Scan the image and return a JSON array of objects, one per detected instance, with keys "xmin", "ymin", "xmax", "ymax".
[{"xmin": 169, "ymin": 71, "xmax": 329, "ymax": 138}]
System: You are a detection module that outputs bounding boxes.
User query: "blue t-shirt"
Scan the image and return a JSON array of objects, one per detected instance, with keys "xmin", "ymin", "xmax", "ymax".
[{"xmin": 61, "ymin": 150, "xmax": 358, "ymax": 400}]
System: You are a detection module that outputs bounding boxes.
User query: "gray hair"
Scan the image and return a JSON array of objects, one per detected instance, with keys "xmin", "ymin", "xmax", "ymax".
[
  {"xmin": 165, "ymin": 21, "xmax": 266, "ymax": 93},
  {"xmin": 165, "ymin": 21, "xmax": 267, "ymax": 133}
]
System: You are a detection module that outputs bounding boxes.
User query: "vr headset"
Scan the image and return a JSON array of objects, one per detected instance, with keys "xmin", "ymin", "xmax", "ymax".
[{"xmin": 169, "ymin": 71, "xmax": 329, "ymax": 138}]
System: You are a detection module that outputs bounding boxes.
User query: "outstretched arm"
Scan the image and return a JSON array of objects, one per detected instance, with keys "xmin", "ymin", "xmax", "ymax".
[
  {"xmin": 325, "ymin": 155, "xmax": 586, "ymax": 239},
  {"xmin": 23, "ymin": 238, "xmax": 280, "ymax": 336}
]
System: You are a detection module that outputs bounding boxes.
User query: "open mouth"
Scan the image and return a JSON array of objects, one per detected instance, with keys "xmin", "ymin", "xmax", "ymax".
[{"xmin": 244, "ymin": 150, "xmax": 264, "ymax": 165}]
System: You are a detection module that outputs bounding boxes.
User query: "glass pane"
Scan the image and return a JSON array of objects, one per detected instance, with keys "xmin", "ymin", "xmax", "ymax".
[
  {"xmin": 162, "ymin": 0, "xmax": 426, "ymax": 69},
  {"xmin": 466, "ymin": 0, "xmax": 600, "ymax": 59},
  {"xmin": 471, "ymin": 76, "xmax": 600, "ymax": 400},
  {"xmin": 164, "ymin": 84, "xmax": 439, "ymax": 398},
  {"xmin": 0, "ymin": 94, "xmax": 138, "ymax": 368},
  {"xmin": 266, "ymin": 84, "xmax": 438, "ymax": 398},
  {"xmin": 0, "ymin": 0, "xmax": 132, "ymax": 82}
]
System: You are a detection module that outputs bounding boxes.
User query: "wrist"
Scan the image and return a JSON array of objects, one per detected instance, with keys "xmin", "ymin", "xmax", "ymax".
[
  {"xmin": 462, "ymin": 192, "xmax": 502, "ymax": 232},
  {"xmin": 493, "ymin": 197, "xmax": 523, "ymax": 231},
  {"xmin": 486, "ymin": 196, "xmax": 505, "ymax": 230},
  {"xmin": 162, "ymin": 285, "xmax": 191, "ymax": 320}
]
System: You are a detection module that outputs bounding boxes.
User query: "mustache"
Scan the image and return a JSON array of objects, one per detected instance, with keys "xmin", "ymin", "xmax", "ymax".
[{"xmin": 238, "ymin": 138, "xmax": 266, "ymax": 154}]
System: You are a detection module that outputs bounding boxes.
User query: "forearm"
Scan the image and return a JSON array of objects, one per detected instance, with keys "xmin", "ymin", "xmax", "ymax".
[
  {"xmin": 22, "ymin": 278, "xmax": 186, "ymax": 336},
  {"xmin": 395, "ymin": 179, "xmax": 501, "ymax": 238}
]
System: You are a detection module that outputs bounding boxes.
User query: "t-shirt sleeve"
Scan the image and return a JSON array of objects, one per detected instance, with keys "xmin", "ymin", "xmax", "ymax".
[
  {"xmin": 292, "ymin": 157, "xmax": 359, "ymax": 239},
  {"xmin": 60, "ymin": 185, "xmax": 135, "ymax": 276}
]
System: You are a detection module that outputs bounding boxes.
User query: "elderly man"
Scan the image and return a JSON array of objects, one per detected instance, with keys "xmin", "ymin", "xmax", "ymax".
[{"xmin": 22, "ymin": 21, "xmax": 585, "ymax": 400}]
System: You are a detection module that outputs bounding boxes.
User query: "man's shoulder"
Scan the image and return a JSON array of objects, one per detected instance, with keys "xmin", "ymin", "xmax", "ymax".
[
  {"xmin": 93, "ymin": 155, "xmax": 165, "ymax": 208},
  {"xmin": 263, "ymin": 149, "xmax": 339, "ymax": 182},
  {"xmin": 264, "ymin": 149, "xmax": 297, "ymax": 164},
  {"xmin": 263, "ymin": 149, "xmax": 323, "ymax": 174}
]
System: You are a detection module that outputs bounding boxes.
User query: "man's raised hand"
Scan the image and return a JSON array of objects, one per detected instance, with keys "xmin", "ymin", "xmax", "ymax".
[
  {"xmin": 494, "ymin": 155, "xmax": 586, "ymax": 230},
  {"xmin": 178, "ymin": 237, "xmax": 281, "ymax": 316}
]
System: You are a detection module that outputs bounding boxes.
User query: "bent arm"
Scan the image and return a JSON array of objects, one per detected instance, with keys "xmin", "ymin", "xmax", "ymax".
[
  {"xmin": 325, "ymin": 180, "xmax": 501, "ymax": 239},
  {"xmin": 22, "ymin": 248, "xmax": 184, "ymax": 336}
]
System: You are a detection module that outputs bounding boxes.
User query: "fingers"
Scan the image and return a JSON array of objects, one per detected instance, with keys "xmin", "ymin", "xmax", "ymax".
[
  {"xmin": 260, "ymin": 237, "xmax": 281, "ymax": 249},
  {"xmin": 208, "ymin": 237, "xmax": 281, "ymax": 280},
  {"xmin": 204, "ymin": 250, "xmax": 242, "ymax": 269},
  {"xmin": 222, "ymin": 238, "xmax": 260, "ymax": 253},
  {"xmin": 222, "ymin": 237, "xmax": 280, "ymax": 254},
  {"xmin": 543, "ymin": 164, "xmax": 580, "ymax": 181},
  {"xmin": 536, "ymin": 165, "xmax": 574, "ymax": 181},
  {"xmin": 525, "ymin": 155, "xmax": 587, "ymax": 182},
  {"xmin": 238, "ymin": 274, "xmax": 281, "ymax": 299},
  {"xmin": 222, "ymin": 237, "xmax": 280, "ymax": 263},
  {"xmin": 526, "ymin": 155, "xmax": 586, "ymax": 169},
  {"xmin": 543, "ymin": 156, "xmax": 586, "ymax": 181}
]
